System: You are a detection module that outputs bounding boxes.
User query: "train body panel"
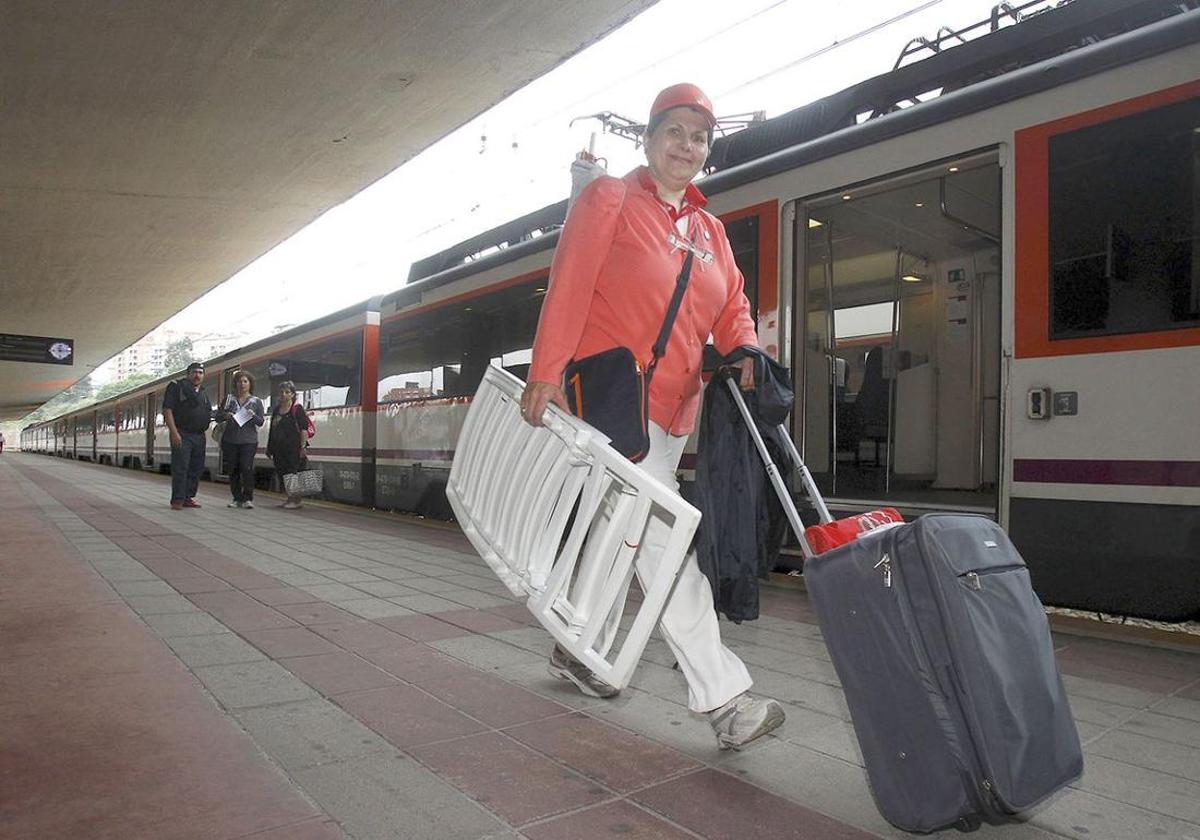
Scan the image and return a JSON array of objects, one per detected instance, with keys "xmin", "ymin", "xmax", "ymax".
[
  {"xmin": 302, "ymin": 405, "xmax": 369, "ymax": 505},
  {"xmin": 1008, "ymin": 347, "xmax": 1200, "ymax": 494},
  {"xmin": 374, "ymin": 398, "xmax": 467, "ymax": 517}
]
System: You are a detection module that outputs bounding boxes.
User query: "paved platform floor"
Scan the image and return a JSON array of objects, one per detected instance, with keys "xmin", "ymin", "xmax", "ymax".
[{"xmin": 3, "ymin": 452, "xmax": 1200, "ymax": 840}]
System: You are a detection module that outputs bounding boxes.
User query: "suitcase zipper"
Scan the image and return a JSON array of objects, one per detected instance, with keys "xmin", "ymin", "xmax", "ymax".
[
  {"xmin": 883, "ymin": 530, "xmax": 991, "ymax": 829},
  {"xmin": 962, "ymin": 565, "xmax": 1024, "ymax": 591},
  {"xmin": 912, "ymin": 519, "xmax": 1013, "ymax": 821}
]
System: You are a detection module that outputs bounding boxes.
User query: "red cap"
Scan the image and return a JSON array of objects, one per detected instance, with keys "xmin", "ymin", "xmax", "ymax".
[{"xmin": 649, "ymin": 83, "xmax": 716, "ymax": 128}]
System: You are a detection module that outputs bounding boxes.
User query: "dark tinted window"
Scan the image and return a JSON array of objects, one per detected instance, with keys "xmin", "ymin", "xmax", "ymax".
[
  {"xmin": 724, "ymin": 214, "xmax": 760, "ymax": 319},
  {"xmin": 702, "ymin": 214, "xmax": 762, "ymax": 372},
  {"xmin": 243, "ymin": 331, "xmax": 363, "ymax": 411},
  {"xmin": 1049, "ymin": 96, "xmax": 1200, "ymax": 339},
  {"xmin": 378, "ymin": 277, "xmax": 546, "ymax": 402}
]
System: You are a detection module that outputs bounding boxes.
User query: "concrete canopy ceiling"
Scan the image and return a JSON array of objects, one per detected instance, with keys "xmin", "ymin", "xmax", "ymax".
[{"xmin": 0, "ymin": 0, "xmax": 654, "ymax": 421}]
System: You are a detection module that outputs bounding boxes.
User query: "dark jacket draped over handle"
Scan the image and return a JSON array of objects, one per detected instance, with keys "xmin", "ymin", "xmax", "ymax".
[{"xmin": 693, "ymin": 346, "xmax": 796, "ymax": 623}]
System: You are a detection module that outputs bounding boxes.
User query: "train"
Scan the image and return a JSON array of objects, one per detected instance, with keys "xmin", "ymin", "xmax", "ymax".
[{"xmin": 22, "ymin": 0, "xmax": 1200, "ymax": 621}]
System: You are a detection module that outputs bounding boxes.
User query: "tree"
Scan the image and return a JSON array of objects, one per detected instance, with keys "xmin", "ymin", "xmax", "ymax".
[
  {"xmin": 93, "ymin": 371, "xmax": 157, "ymax": 402},
  {"xmin": 22, "ymin": 375, "xmax": 95, "ymax": 425},
  {"xmin": 160, "ymin": 337, "xmax": 195, "ymax": 374}
]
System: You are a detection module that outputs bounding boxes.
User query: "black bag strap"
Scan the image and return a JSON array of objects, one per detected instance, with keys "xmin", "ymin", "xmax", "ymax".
[{"xmin": 646, "ymin": 250, "xmax": 694, "ymax": 378}]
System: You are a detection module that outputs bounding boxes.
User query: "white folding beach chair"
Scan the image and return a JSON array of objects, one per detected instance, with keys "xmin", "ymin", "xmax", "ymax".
[{"xmin": 447, "ymin": 365, "xmax": 701, "ymax": 690}]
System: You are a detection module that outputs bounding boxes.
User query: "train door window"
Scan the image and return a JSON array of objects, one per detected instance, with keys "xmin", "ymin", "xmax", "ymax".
[
  {"xmin": 797, "ymin": 151, "xmax": 1001, "ymax": 512},
  {"xmin": 1048, "ymin": 95, "xmax": 1200, "ymax": 339}
]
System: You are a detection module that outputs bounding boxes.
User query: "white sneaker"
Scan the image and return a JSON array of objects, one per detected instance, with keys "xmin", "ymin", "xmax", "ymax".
[
  {"xmin": 242, "ymin": 501, "xmax": 254, "ymax": 509},
  {"xmin": 282, "ymin": 501, "xmax": 302, "ymax": 510},
  {"xmin": 709, "ymin": 693, "xmax": 785, "ymax": 750},
  {"xmin": 227, "ymin": 501, "xmax": 241, "ymax": 508}
]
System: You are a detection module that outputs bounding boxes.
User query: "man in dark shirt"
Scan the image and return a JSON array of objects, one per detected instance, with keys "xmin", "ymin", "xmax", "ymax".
[{"xmin": 162, "ymin": 361, "xmax": 213, "ymax": 510}]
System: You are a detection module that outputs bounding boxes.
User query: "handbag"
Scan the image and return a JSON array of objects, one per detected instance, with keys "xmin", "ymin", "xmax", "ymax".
[
  {"xmin": 563, "ymin": 251, "xmax": 693, "ymax": 461},
  {"xmin": 283, "ymin": 469, "xmax": 323, "ymax": 497},
  {"xmin": 211, "ymin": 395, "xmax": 237, "ymax": 442}
]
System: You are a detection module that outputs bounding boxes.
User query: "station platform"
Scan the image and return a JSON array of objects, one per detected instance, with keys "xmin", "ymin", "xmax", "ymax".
[{"xmin": 3, "ymin": 452, "xmax": 1200, "ymax": 840}]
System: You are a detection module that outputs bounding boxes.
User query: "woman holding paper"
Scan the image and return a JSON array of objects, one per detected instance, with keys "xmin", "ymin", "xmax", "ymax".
[{"xmin": 216, "ymin": 370, "xmax": 265, "ymax": 509}]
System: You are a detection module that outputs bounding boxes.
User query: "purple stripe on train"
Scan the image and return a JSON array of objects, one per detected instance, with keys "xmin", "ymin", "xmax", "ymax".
[{"xmin": 1013, "ymin": 459, "xmax": 1200, "ymax": 487}]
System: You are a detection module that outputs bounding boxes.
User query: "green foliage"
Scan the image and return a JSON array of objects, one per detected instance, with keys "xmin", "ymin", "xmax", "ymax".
[
  {"xmin": 22, "ymin": 376, "xmax": 95, "ymax": 425},
  {"xmin": 93, "ymin": 371, "xmax": 157, "ymax": 402},
  {"xmin": 160, "ymin": 337, "xmax": 195, "ymax": 374}
]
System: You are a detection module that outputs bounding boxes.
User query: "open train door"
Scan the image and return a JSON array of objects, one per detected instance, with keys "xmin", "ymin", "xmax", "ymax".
[
  {"xmin": 795, "ymin": 150, "xmax": 1002, "ymax": 517},
  {"xmin": 446, "ymin": 365, "xmax": 700, "ymax": 690}
]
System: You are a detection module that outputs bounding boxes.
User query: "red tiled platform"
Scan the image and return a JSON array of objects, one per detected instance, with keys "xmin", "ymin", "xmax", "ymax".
[
  {"xmin": 13, "ymin": 453, "xmax": 1200, "ymax": 840},
  {"xmin": 0, "ymin": 461, "xmax": 346, "ymax": 840},
  {"xmin": 521, "ymin": 800, "xmax": 697, "ymax": 840},
  {"xmin": 505, "ymin": 713, "xmax": 701, "ymax": 793},
  {"xmin": 410, "ymin": 731, "xmax": 612, "ymax": 826},
  {"xmin": 632, "ymin": 769, "xmax": 877, "ymax": 840}
]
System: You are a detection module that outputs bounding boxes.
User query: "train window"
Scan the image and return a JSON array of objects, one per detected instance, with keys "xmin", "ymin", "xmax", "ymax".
[
  {"xmin": 378, "ymin": 277, "xmax": 546, "ymax": 402},
  {"xmin": 1049, "ymin": 96, "xmax": 1200, "ymax": 339},
  {"xmin": 241, "ymin": 331, "xmax": 363, "ymax": 411},
  {"xmin": 724, "ymin": 215, "xmax": 760, "ymax": 318}
]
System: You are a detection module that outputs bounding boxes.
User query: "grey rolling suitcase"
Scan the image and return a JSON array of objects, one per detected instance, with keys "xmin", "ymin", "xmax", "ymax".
[{"xmin": 724, "ymin": 381, "xmax": 1083, "ymax": 833}]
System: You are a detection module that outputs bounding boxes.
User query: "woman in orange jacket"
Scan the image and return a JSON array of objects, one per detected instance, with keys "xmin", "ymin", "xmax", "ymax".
[{"xmin": 521, "ymin": 84, "xmax": 785, "ymax": 750}]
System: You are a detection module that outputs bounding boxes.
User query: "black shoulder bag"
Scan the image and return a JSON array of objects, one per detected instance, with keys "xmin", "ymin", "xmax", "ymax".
[{"xmin": 563, "ymin": 251, "xmax": 694, "ymax": 462}]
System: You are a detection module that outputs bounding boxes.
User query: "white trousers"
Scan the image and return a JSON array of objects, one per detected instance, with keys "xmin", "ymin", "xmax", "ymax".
[{"xmin": 611, "ymin": 422, "xmax": 752, "ymax": 712}]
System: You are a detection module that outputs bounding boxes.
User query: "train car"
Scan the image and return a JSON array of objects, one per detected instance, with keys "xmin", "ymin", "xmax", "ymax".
[{"xmin": 21, "ymin": 1, "xmax": 1200, "ymax": 620}]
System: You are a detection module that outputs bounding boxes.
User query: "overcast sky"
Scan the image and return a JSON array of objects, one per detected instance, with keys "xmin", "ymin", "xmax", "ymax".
[{"xmin": 109, "ymin": 0, "xmax": 994, "ymax": 376}]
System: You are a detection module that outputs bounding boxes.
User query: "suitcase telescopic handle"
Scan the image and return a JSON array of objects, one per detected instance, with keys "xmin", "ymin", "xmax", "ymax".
[{"xmin": 723, "ymin": 377, "xmax": 834, "ymax": 561}]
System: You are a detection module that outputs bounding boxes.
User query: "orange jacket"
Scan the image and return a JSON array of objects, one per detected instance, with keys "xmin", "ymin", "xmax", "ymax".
[{"xmin": 529, "ymin": 168, "xmax": 757, "ymax": 434}]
